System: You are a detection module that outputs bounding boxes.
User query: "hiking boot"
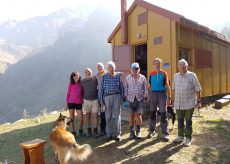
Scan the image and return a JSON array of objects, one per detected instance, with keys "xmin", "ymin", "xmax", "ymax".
[
  {"xmin": 71, "ymin": 131, "xmax": 77, "ymax": 139},
  {"xmin": 136, "ymin": 130, "xmax": 142, "ymax": 139},
  {"xmin": 136, "ymin": 126, "xmax": 142, "ymax": 139},
  {"xmin": 184, "ymin": 138, "xmax": 191, "ymax": 147},
  {"xmin": 128, "ymin": 128, "xmax": 136, "ymax": 140},
  {"xmin": 79, "ymin": 129, "xmax": 86, "ymax": 137},
  {"xmin": 93, "ymin": 128, "xmax": 100, "ymax": 138},
  {"xmin": 173, "ymin": 136, "xmax": 184, "ymax": 143},
  {"xmin": 114, "ymin": 135, "xmax": 121, "ymax": 142},
  {"xmin": 87, "ymin": 128, "xmax": 92, "ymax": 138},
  {"xmin": 162, "ymin": 134, "xmax": 170, "ymax": 142},
  {"xmin": 106, "ymin": 136, "xmax": 113, "ymax": 142},
  {"xmin": 146, "ymin": 131, "xmax": 156, "ymax": 139},
  {"xmin": 100, "ymin": 129, "xmax": 106, "ymax": 136}
]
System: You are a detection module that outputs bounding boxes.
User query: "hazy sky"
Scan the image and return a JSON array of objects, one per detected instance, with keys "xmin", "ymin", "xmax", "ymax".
[{"xmin": 0, "ymin": 0, "xmax": 229, "ymax": 30}]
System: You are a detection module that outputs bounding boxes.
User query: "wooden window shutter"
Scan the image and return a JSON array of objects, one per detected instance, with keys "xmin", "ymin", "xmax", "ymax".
[
  {"xmin": 194, "ymin": 48, "xmax": 212, "ymax": 68},
  {"xmin": 138, "ymin": 12, "xmax": 148, "ymax": 25}
]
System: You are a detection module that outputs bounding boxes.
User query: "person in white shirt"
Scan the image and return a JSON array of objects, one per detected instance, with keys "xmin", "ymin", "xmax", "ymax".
[{"xmin": 172, "ymin": 59, "xmax": 201, "ymax": 146}]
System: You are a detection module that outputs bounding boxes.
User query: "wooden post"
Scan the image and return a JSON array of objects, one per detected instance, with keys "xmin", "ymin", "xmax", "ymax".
[{"xmin": 20, "ymin": 139, "xmax": 47, "ymax": 164}]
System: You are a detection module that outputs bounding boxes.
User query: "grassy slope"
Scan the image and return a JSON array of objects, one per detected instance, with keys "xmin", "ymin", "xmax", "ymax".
[{"xmin": 0, "ymin": 105, "xmax": 229, "ymax": 164}]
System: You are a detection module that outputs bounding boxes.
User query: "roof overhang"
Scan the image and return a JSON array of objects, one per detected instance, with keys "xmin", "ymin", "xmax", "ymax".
[{"xmin": 108, "ymin": 0, "xmax": 230, "ymax": 44}]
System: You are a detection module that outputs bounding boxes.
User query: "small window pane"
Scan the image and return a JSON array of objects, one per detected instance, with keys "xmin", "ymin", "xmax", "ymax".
[{"xmin": 179, "ymin": 48, "xmax": 191, "ymax": 65}]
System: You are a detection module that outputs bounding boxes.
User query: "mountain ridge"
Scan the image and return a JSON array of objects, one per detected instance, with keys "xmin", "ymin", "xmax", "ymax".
[{"xmin": 0, "ymin": 7, "xmax": 119, "ymax": 123}]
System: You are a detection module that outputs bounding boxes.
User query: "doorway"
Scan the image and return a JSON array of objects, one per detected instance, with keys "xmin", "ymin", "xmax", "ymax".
[{"xmin": 135, "ymin": 44, "xmax": 147, "ymax": 77}]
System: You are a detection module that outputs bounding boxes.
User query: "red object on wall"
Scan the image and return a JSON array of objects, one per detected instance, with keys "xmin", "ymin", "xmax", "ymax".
[
  {"xmin": 121, "ymin": 0, "xmax": 128, "ymax": 44},
  {"xmin": 194, "ymin": 48, "xmax": 212, "ymax": 68}
]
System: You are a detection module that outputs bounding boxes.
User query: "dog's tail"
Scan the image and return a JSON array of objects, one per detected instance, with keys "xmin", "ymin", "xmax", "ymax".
[{"xmin": 70, "ymin": 143, "xmax": 92, "ymax": 161}]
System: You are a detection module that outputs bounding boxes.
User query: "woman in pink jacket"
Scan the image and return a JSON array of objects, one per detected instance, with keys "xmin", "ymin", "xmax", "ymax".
[{"xmin": 66, "ymin": 71, "xmax": 86, "ymax": 137}]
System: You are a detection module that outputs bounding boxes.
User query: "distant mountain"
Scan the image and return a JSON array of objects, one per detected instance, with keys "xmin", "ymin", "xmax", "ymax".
[
  {"xmin": 0, "ymin": 42, "xmax": 33, "ymax": 60},
  {"xmin": 0, "ymin": 52, "xmax": 16, "ymax": 74},
  {"xmin": 0, "ymin": 7, "xmax": 119, "ymax": 123},
  {"xmin": 0, "ymin": 41, "xmax": 33, "ymax": 73},
  {"xmin": 0, "ymin": 7, "xmax": 93, "ymax": 74},
  {"xmin": 0, "ymin": 8, "xmax": 87, "ymax": 48}
]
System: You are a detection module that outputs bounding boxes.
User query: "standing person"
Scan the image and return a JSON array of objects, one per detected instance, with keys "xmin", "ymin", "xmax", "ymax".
[
  {"xmin": 95, "ymin": 63, "xmax": 107, "ymax": 136},
  {"xmin": 147, "ymin": 58, "xmax": 171, "ymax": 141},
  {"xmin": 66, "ymin": 71, "xmax": 86, "ymax": 138},
  {"xmin": 172, "ymin": 59, "xmax": 201, "ymax": 146},
  {"xmin": 99, "ymin": 61, "xmax": 124, "ymax": 142},
  {"xmin": 81, "ymin": 68, "xmax": 100, "ymax": 138},
  {"xmin": 125, "ymin": 63, "xmax": 148, "ymax": 140}
]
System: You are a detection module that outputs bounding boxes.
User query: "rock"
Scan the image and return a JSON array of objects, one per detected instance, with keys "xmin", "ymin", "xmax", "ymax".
[{"xmin": 50, "ymin": 111, "xmax": 58, "ymax": 115}]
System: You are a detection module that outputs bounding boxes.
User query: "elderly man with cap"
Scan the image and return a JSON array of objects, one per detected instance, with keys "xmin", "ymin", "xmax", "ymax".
[
  {"xmin": 125, "ymin": 62, "xmax": 148, "ymax": 140},
  {"xmin": 81, "ymin": 68, "xmax": 100, "ymax": 138},
  {"xmin": 172, "ymin": 59, "xmax": 201, "ymax": 146},
  {"xmin": 147, "ymin": 58, "xmax": 171, "ymax": 141},
  {"xmin": 99, "ymin": 61, "xmax": 124, "ymax": 142}
]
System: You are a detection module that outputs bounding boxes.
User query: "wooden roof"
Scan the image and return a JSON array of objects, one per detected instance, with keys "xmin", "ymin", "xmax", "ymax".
[{"xmin": 108, "ymin": 0, "xmax": 230, "ymax": 44}]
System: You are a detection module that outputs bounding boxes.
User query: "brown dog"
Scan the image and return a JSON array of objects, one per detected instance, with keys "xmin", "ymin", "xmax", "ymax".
[{"xmin": 50, "ymin": 113, "xmax": 92, "ymax": 164}]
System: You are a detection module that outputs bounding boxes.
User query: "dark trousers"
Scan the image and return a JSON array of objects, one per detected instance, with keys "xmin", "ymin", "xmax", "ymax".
[
  {"xmin": 100, "ymin": 111, "xmax": 106, "ymax": 132},
  {"xmin": 149, "ymin": 91, "xmax": 169, "ymax": 135},
  {"xmin": 176, "ymin": 108, "xmax": 194, "ymax": 139}
]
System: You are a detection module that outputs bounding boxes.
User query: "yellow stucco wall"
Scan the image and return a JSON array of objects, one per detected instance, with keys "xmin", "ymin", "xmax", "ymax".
[
  {"xmin": 109, "ymin": 5, "xmax": 230, "ymax": 97},
  {"xmin": 128, "ymin": 6, "xmax": 148, "ymax": 44},
  {"xmin": 114, "ymin": 28, "xmax": 123, "ymax": 46},
  {"xmin": 147, "ymin": 11, "xmax": 174, "ymax": 81}
]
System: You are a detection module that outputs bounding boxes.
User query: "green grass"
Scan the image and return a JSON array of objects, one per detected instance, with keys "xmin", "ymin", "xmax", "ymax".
[{"xmin": 0, "ymin": 105, "xmax": 230, "ymax": 164}]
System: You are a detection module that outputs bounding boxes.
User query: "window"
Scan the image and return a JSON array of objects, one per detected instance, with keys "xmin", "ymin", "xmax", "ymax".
[
  {"xmin": 138, "ymin": 12, "xmax": 148, "ymax": 25},
  {"xmin": 179, "ymin": 48, "xmax": 191, "ymax": 65}
]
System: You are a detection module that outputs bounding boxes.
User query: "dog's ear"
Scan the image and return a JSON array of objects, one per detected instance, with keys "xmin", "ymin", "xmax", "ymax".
[{"xmin": 59, "ymin": 113, "xmax": 63, "ymax": 118}]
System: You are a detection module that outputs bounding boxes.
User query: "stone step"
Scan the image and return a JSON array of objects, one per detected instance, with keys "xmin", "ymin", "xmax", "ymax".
[
  {"xmin": 223, "ymin": 95, "xmax": 230, "ymax": 100},
  {"xmin": 215, "ymin": 98, "xmax": 230, "ymax": 109}
]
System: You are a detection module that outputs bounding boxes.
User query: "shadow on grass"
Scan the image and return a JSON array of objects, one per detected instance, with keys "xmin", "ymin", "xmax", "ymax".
[
  {"xmin": 3, "ymin": 113, "xmax": 229, "ymax": 164},
  {"xmin": 123, "ymin": 142, "xmax": 184, "ymax": 164},
  {"xmin": 73, "ymin": 120, "xmax": 184, "ymax": 164},
  {"xmin": 0, "ymin": 116, "xmax": 108, "ymax": 163},
  {"xmin": 192, "ymin": 119, "xmax": 230, "ymax": 164},
  {"xmin": 0, "ymin": 121, "xmax": 54, "ymax": 163}
]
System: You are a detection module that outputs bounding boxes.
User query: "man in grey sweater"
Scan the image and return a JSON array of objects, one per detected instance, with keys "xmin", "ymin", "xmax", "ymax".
[{"xmin": 81, "ymin": 68, "xmax": 100, "ymax": 138}]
